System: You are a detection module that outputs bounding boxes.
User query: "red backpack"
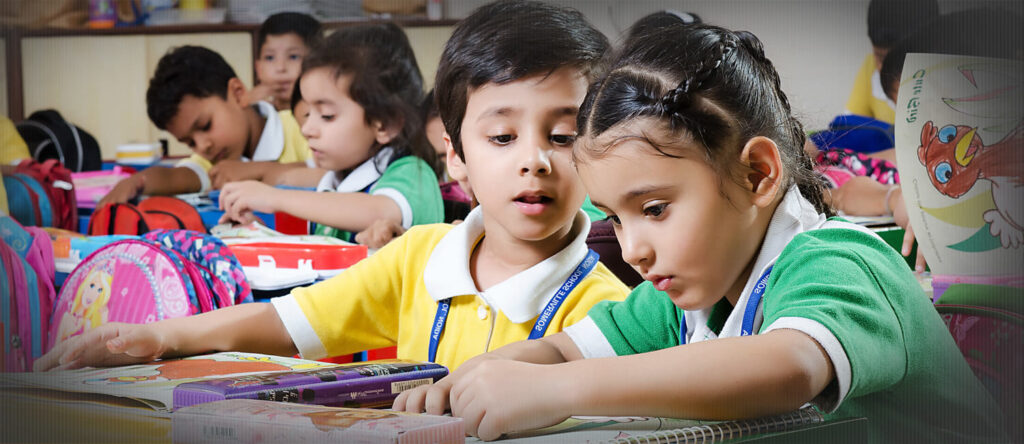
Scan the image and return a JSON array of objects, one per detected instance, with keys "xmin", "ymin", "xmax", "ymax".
[
  {"xmin": 11, "ymin": 159, "xmax": 78, "ymax": 231},
  {"xmin": 88, "ymin": 196, "xmax": 205, "ymax": 235}
]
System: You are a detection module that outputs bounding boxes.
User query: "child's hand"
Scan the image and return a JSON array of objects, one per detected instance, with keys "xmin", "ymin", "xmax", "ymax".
[
  {"xmin": 210, "ymin": 160, "xmax": 262, "ymax": 190},
  {"xmin": 97, "ymin": 175, "xmax": 145, "ymax": 206},
  {"xmin": 354, "ymin": 219, "xmax": 405, "ymax": 248},
  {"xmin": 34, "ymin": 323, "xmax": 167, "ymax": 371},
  {"xmin": 219, "ymin": 180, "xmax": 279, "ymax": 222},
  {"xmin": 448, "ymin": 360, "xmax": 572, "ymax": 440},
  {"xmin": 247, "ymin": 83, "xmax": 276, "ymax": 106},
  {"xmin": 393, "ymin": 352, "xmax": 505, "ymax": 415}
]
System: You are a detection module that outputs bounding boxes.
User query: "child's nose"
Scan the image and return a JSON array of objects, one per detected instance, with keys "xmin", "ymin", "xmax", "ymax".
[
  {"xmin": 619, "ymin": 228, "xmax": 651, "ymax": 270},
  {"xmin": 193, "ymin": 136, "xmax": 213, "ymax": 156},
  {"xmin": 517, "ymin": 139, "xmax": 552, "ymax": 176},
  {"xmin": 300, "ymin": 118, "xmax": 317, "ymax": 139}
]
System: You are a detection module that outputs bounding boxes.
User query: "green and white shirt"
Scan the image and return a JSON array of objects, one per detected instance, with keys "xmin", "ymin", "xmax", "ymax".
[
  {"xmin": 565, "ymin": 186, "xmax": 1006, "ymax": 443},
  {"xmin": 315, "ymin": 148, "xmax": 443, "ymax": 242}
]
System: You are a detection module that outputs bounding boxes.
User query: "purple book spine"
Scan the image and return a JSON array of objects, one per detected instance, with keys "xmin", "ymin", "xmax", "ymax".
[{"xmin": 172, "ymin": 363, "xmax": 447, "ymax": 410}]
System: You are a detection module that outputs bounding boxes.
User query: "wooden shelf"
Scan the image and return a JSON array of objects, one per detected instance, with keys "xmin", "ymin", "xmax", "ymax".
[{"xmin": 1, "ymin": 17, "xmax": 458, "ymax": 120}]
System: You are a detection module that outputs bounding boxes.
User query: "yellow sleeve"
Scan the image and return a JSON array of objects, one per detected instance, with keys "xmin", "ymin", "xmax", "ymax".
[
  {"xmin": 0, "ymin": 116, "xmax": 31, "ymax": 165},
  {"xmin": 287, "ymin": 228, "xmax": 415, "ymax": 358},
  {"xmin": 276, "ymin": 110, "xmax": 311, "ymax": 164},
  {"xmin": 844, "ymin": 54, "xmax": 878, "ymax": 118},
  {"xmin": 0, "ymin": 174, "xmax": 8, "ymax": 215}
]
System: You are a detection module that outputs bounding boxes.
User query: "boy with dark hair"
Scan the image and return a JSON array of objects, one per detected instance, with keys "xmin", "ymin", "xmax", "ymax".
[
  {"xmin": 249, "ymin": 12, "xmax": 322, "ymax": 111},
  {"xmin": 40, "ymin": 0, "xmax": 628, "ymax": 374},
  {"xmin": 845, "ymin": 0, "xmax": 940, "ymax": 124},
  {"xmin": 99, "ymin": 45, "xmax": 311, "ymax": 204}
]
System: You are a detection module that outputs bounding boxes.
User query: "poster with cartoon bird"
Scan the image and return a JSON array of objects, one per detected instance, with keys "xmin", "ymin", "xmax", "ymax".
[{"xmin": 895, "ymin": 53, "xmax": 1023, "ymax": 276}]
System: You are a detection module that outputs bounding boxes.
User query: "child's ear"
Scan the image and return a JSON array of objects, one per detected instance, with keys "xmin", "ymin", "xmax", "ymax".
[
  {"xmin": 739, "ymin": 136, "xmax": 783, "ymax": 208},
  {"xmin": 445, "ymin": 132, "xmax": 469, "ymax": 183},
  {"xmin": 372, "ymin": 118, "xmax": 403, "ymax": 146},
  {"xmin": 227, "ymin": 78, "xmax": 250, "ymax": 107}
]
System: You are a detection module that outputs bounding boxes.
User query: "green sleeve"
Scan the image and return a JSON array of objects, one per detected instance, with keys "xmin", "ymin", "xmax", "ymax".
[
  {"xmin": 762, "ymin": 230, "xmax": 909, "ymax": 398},
  {"xmin": 581, "ymin": 195, "xmax": 606, "ymax": 222},
  {"xmin": 372, "ymin": 156, "xmax": 444, "ymax": 226},
  {"xmin": 587, "ymin": 282, "xmax": 682, "ymax": 355}
]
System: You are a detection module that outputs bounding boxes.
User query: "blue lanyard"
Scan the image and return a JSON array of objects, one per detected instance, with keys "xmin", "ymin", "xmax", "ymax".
[
  {"xmin": 428, "ymin": 249, "xmax": 600, "ymax": 362},
  {"xmin": 679, "ymin": 265, "xmax": 774, "ymax": 345}
]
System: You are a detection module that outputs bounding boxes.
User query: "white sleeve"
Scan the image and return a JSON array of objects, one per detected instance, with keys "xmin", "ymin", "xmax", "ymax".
[
  {"xmin": 372, "ymin": 187, "xmax": 413, "ymax": 229},
  {"xmin": 270, "ymin": 295, "xmax": 328, "ymax": 360},
  {"xmin": 174, "ymin": 159, "xmax": 211, "ymax": 194},
  {"xmin": 564, "ymin": 316, "xmax": 618, "ymax": 359},
  {"xmin": 762, "ymin": 317, "xmax": 851, "ymax": 413}
]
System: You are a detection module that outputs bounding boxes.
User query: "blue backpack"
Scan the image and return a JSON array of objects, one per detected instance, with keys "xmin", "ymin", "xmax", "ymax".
[{"xmin": 810, "ymin": 115, "xmax": 895, "ymax": 155}]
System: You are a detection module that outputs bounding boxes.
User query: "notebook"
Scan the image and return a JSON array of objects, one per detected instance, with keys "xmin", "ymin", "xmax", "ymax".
[{"xmin": 491, "ymin": 407, "xmax": 825, "ymax": 443}]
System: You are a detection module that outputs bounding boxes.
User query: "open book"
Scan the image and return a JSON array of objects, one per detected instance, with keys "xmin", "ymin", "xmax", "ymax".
[
  {"xmin": 0, "ymin": 352, "xmax": 444, "ymax": 413},
  {"xmin": 893, "ymin": 53, "xmax": 1023, "ymax": 277}
]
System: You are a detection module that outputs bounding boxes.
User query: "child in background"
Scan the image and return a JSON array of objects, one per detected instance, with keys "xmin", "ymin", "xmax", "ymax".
[
  {"xmin": 217, "ymin": 24, "xmax": 443, "ymax": 243},
  {"xmin": 36, "ymin": 0, "xmax": 629, "ymax": 373},
  {"xmin": 845, "ymin": 0, "xmax": 939, "ymax": 127},
  {"xmin": 247, "ymin": 12, "xmax": 322, "ymax": 112},
  {"xmin": 394, "ymin": 23, "xmax": 1007, "ymax": 443},
  {"xmin": 99, "ymin": 46, "xmax": 311, "ymax": 205}
]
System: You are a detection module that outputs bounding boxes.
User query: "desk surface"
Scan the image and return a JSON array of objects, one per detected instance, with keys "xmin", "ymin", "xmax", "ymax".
[{"xmin": 1, "ymin": 387, "xmax": 868, "ymax": 444}]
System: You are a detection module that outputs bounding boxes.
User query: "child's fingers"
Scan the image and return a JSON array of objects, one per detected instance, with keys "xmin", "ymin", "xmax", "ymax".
[
  {"xmin": 901, "ymin": 224, "xmax": 916, "ymax": 257},
  {"xmin": 394, "ymin": 385, "xmax": 428, "ymax": 413},
  {"xmin": 456, "ymin": 397, "xmax": 488, "ymax": 440},
  {"xmin": 424, "ymin": 382, "xmax": 452, "ymax": 415},
  {"xmin": 108, "ymin": 329, "xmax": 160, "ymax": 361},
  {"xmin": 915, "ymin": 251, "xmax": 927, "ymax": 273}
]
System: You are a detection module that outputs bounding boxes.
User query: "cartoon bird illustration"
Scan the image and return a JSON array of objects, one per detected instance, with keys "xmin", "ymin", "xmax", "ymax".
[{"xmin": 918, "ymin": 120, "xmax": 1024, "ymax": 248}]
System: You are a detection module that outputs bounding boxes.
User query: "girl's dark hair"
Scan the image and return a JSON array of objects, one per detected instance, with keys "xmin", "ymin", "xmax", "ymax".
[
  {"xmin": 576, "ymin": 23, "xmax": 834, "ymax": 216},
  {"xmin": 300, "ymin": 23, "xmax": 437, "ymax": 174},
  {"xmin": 434, "ymin": 0, "xmax": 609, "ymax": 159}
]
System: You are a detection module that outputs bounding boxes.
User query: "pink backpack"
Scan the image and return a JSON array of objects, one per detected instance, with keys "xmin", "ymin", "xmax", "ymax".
[
  {"xmin": 1, "ymin": 216, "xmax": 57, "ymax": 372},
  {"xmin": 48, "ymin": 239, "xmax": 201, "ymax": 352}
]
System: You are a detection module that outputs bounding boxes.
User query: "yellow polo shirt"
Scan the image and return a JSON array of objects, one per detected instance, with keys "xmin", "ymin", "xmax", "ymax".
[
  {"xmin": 271, "ymin": 207, "xmax": 631, "ymax": 370},
  {"xmin": 1, "ymin": 115, "xmax": 32, "ymax": 214},
  {"xmin": 177, "ymin": 103, "xmax": 311, "ymax": 192},
  {"xmin": 844, "ymin": 54, "xmax": 896, "ymax": 124}
]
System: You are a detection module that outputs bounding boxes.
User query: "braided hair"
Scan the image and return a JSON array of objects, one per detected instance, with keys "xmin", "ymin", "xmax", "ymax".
[{"xmin": 576, "ymin": 24, "xmax": 833, "ymax": 217}]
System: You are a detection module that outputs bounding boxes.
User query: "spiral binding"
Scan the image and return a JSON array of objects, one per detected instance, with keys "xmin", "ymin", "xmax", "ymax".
[{"xmin": 602, "ymin": 407, "xmax": 824, "ymax": 444}]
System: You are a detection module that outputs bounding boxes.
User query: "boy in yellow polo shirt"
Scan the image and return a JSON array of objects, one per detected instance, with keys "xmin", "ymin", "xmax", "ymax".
[
  {"xmin": 99, "ymin": 46, "xmax": 310, "ymax": 205},
  {"xmin": 37, "ymin": 1, "xmax": 629, "ymax": 373}
]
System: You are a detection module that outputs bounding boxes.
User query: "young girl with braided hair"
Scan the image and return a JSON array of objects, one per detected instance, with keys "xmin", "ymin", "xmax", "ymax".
[{"xmin": 394, "ymin": 23, "xmax": 1008, "ymax": 443}]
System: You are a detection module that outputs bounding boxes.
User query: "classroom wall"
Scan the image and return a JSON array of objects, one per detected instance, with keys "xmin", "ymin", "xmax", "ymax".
[
  {"xmin": 5, "ymin": 0, "xmax": 1021, "ymax": 159},
  {"xmin": 444, "ymin": 0, "xmax": 1024, "ymax": 130}
]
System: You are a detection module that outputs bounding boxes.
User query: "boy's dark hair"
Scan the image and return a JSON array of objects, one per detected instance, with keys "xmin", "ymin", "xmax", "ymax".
[
  {"xmin": 257, "ymin": 12, "xmax": 323, "ymax": 54},
  {"xmin": 301, "ymin": 23, "xmax": 437, "ymax": 173},
  {"xmin": 867, "ymin": 0, "xmax": 940, "ymax": 48},
  {"xmin": 146, "ymin": 45, "xmax": 237, "ymax": 130},
  {"xmin": 434, "ymin": 0, "xmax": 609, "ymax": 159},
  {"xmin": 575, "ymin": 23, "xmax": 834, "ymax": 217},
  {"xmin": 880, "ymin": 7, "xmax": 1024, "ymax": 101}
]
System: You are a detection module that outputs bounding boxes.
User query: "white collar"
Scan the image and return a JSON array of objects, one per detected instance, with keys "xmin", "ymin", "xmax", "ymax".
[
  {"xmin": 315, "ymin": 147, "xmax": 394, "ymax": 193},
  {"xmin": 422, "ymin": 206, "xmax": 592, "ymax": 323},
  {"xmin": 249, "ymin": 101, "xmax": 283, "ymax": 162},
  {"xmin": 686, "ymin": 186, "xmax": 827, "ymax": 342}
]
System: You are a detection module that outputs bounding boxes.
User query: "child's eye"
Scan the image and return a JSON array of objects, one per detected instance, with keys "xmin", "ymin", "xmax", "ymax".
[
  {"xmin": 289, "ymin": 54, "xmax": 301, "ymax": 61},
  {"xmin": 320, "ymin": 115, "xmax": 335, "ymax": 122},
  {"xmin": 605, "ymin": 215, "xmax": 621, "ymax": 225},
  {"xmin": 489, "ymin": 134, "xmax": 514, "ymax": 145},
  {"xmin": 200, "ymin": 121, "xmax": 212, "ymax": 132},
  {"xmin": 263, "ymin": 55, "xmax": 274, "ymax": 62},
  {"xmin": 550, "ymin": 134, "xmax": 576, "ymax": 146},
  {"xmin": 643, "ymin": 203, "xmax": 667, "ymax": 218}
]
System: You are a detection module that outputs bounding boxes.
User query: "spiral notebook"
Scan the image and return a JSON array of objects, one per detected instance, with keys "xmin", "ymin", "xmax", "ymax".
[{"xmin": 601, "ymin": 407, "xmax": 824, "ymax": 444}]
